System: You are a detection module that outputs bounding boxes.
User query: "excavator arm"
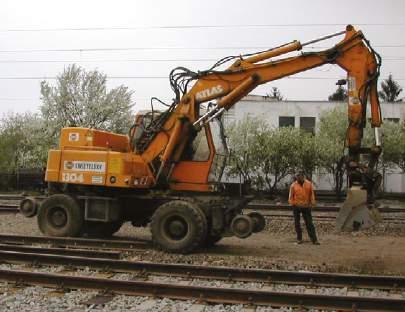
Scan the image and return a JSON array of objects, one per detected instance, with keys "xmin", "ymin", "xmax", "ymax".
[
  {"xmin": 143, "ymin": 27, "xmax": 380, "ymax": 171},
  {"xmin": 137, "ymin": 25, "xmax": 382, "ymax": 230}
]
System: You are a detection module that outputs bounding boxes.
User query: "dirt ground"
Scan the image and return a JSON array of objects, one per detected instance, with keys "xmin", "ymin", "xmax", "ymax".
[
  {"xmin": 208, "ymin": 232, "xmax": 405, "ymax": 275},
  {"xmin": 1, "ymin": 206, "xmax": 405, "ymax": 276}
]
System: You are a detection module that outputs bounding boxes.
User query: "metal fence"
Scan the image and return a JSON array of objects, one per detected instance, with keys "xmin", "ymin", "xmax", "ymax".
[{"xmin": 0, "ymin": 169, "xmax": 45, "ymax": 191}]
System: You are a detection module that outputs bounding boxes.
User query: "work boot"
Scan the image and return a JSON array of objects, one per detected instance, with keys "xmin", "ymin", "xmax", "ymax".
[
  {"xmin": 295, "ymin": 240, "xmax": 303, "ymax": 245},
  {"xmin": 312, "ymin": 240, "xmax": 320, "ymax": 245}
]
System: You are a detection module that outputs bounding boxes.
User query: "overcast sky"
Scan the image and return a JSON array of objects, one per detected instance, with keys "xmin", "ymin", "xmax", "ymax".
[{"xmin": 1, "ymin": 0, "xmax": 404, "ymax": 115}]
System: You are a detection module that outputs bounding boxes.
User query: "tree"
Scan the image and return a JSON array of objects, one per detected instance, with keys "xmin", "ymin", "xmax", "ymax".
[
  {"xmin": 266, "ymin": 87, "xmax": 284, "ymax": 100},
  {"xmin": 0, "ymin": 113, "xmax": 50, "ymax": 172},
  {"xmin": 328, "ymin": 85, "xmax": 348, "ymax": 101},
  {"xmin": 226, "ymin": 116, "xmax": 268, "ymax": 183},
  {"xmin": 317, "ymin": 106, "xmax": 348, "ymax": 194},
  {"xmin": 227, "ymin": 117, "xmax": 320, "ymax": 193},
  {"xmin": 381, "ymin": 121, "xmax": 405, "ymax": 172},
  {"xmin": 378, "ymin": 74, "xmax": 403, "ymax": 102},
  {"xmin": 40, "ymin": 64, "xmax": 134, "ymax": 140},
  {"xmin": 254, "ymin": 127, "xmax": 304, "ymax": 192},
  {"xmin": 298, "ymin": 132, "xmax": 319, "ymax": 179}
]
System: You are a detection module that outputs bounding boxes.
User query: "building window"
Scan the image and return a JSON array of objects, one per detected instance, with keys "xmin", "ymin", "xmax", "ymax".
[
  {"xmin": 300, "ymin": 117, "xmax": 316, "ymax": 134},
  {"xmin": 279, "ymin": 116, "xmax": 295, "ymax": 128},
  {"xmin": 384, "ymin": 118, "xmax": 400, "ymax": 123}
]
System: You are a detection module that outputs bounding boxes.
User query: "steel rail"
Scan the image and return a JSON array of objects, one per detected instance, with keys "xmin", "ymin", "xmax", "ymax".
[
  {"xmin": 0, "ymin": 195, "xmax": 403, "ymax": 213},
  {"xmin": 0, "ymin": 243, "xmax": 121, "ymax": 259},
  {"xmin": 0, "ymin": 234, "xmax": 148, "ymax": 250},
  {"xmin": 247, "ymin": 203, "xmax": 405, "ymax": 213},
  {"xmin": 0, "ymin": 195, "xmax": 24, "ymax": 200},
  {"xmin": 0, "ymin": 269, "xmax": 404, "ymax": 311},
  {"xmin": 0, "ymin": 205, "xmax": 19, "ymax": 213},
  {"xmin": 260, "ymin": 213, "xmax": 405, "ymax": 224},
  {"xmin": 1, "ymin": 250, "xmax": 405, "ymax": 291},
  {"xmin": 0, "ymin": 204, "xmax": 18, "ymax": 208}
]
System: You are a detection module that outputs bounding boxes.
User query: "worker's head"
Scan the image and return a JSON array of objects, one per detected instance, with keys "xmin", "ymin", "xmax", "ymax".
[{"xmin": 296, "ymin": 171, "xmax": 305, "ymax": 184}]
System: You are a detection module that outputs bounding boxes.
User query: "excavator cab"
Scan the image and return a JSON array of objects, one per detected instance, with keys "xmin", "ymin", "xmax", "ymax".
[
  {"xmin": 168, "ymin": 117, "xmax": 228, "ymax": 191},
  {"xmin": 130, "ymin": 108, "xmax": 228, "ymax": 190},
  {"xmin": 129, "ymin": 110, "xmax": 162, "ymax": 154}
]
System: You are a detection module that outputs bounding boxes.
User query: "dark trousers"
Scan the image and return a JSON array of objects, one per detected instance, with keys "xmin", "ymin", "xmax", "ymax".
[{"xmin": 293, "ymin": 207, "xmax": 318, "ymax": 242}]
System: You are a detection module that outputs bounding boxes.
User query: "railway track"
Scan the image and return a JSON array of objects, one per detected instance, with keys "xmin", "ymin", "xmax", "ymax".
[
  {"xmin": 0, "ymin": 233, "xmax": 149, "ymax": 250},
  {"xmin": 0, "ymin": 204, "xmax": 19, "ymax": 214},
  {"xmin": 260, "ymin": 213, "xmax": 405, "ymax": 224},
  {"xmin": 0, "ymin": 250, "xmax": 405, "ymax": 311},
  {"xmin": 0, "ymin": 243, "xmax": 121, "ymax": 259},
  {"xmin": 1, "ymin": 249, "xmax": 405, "ymax": 291},
  {"xmin": 248, "ymin": 202, "xmax": 405, "ymax": 213},
  {"xmin": 1, "ymin": 201, "xmax": 405, "ymax": 214},
  {"xmin": 0, "ymin": 194, "xmax": 25, "ymax": 201},
  {"xmin": 2, "ymin": 201, "xmax": 405, "ymax": 225},
  {"xmin": 0, "ymin": 192, "xmax": 404, "ymax": 214},
  {"xmin": 0, "ymin": 227, "xmax": 404, "ymax": 310},
  {"xmin": 1, "ymin": 269, "xmax": 404, "ymax": 311}
]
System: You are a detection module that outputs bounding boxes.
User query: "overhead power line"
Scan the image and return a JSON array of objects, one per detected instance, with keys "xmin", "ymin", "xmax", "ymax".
[
  {"xmin": 1, "ymin": 76, "xmax": 405, "ymax": 81},
  {"xmin": 0, "ymin": 57, "xmax": 404, "ymax": 64},
  {"xmin": 1, "ymin": 23, "xmax": 405, "ymax": 32},
  {"xmin": 0, "ymin": 98, "xmax": 38, "ymax": 101},
  {"xmin": 0, "ymin": 45, "xmax": 405, "ymax": 54},
  {"xmin": 0, "ymin": 97, "xmax": 171, "ymax": 102},
  {"xmin": 0, "ymin": 58, "xmax": 216, "ymax": 63}
]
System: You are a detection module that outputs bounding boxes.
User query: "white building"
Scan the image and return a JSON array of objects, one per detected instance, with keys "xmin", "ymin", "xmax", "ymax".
[{"xmin": 224, "ymin": 95, "xmax": 405, "ymax": 192}]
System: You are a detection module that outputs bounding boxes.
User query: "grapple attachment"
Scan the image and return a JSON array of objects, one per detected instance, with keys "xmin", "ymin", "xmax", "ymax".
[{"xmin": 335, "ymin": 186, "xmax": 381, "ymax": 231}]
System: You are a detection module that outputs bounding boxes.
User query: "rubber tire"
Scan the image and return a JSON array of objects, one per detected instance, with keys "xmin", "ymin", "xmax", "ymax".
[
  {"xmin": 151, "ymin": 200, "xmax": 207, "ymax": 254},
  {"xmin": 37, "ymin": 194, "xmax": 83, "ymax": 237},
  {"xmin": 82, "ymin": 221, "xmax": 123, "ymax": 238}
]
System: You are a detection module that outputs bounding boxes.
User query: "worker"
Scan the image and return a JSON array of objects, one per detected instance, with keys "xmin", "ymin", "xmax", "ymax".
[{"xmin": 288, "ymin": 171, "xmax": 320, "ymax": 245}]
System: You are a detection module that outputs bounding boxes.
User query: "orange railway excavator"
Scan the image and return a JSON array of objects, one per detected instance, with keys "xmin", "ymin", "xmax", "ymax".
[{"xmin": 20, "ymin": 25, "xmax": 383, "ymax": 253}]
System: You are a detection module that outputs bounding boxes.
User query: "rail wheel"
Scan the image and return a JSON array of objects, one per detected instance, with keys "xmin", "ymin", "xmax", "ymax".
[
  {"xmin": 82, "ymin": 221, "xmax": 123, "ymax": 238},
  {"xmin": 37, "ymin": 194, "xmax": 83, "ymax": 237},
  {"xmin": 151, "ymin": 200, "xmax": 207, "ymax": 254},
  {"xmin": 248, "ymin": 211, "xmax": 266, "ymax": 233}
]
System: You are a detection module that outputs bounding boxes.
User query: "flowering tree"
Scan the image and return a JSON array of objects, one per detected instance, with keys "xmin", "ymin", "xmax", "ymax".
[
  {"xmin": 381, "ymin": 121, "xmax": 405, "ymax": 172},
  {"xmin": 0, "ymin": 113, "xmax": 50, "ymax": 172},
  {"xmin": 40, "ymin": 64, "xmax": 134, "ymax": 140},
  {"xmin": 226, "ymin": 116, "xmax": 268, "ymax": 183},
  {"xmin": 226, "ymin": 117, "xmax": 318, "ymax": 192},
  {"xmin": 317, "ymin": 106, "xmax": 348, "ymax": 194}
]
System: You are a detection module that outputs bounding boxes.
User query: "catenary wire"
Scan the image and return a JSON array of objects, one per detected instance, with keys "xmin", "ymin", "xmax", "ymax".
[
  {"xmin": 1, "ymin": 23, "xmax": 405, "ymax": 32},
  {"xmin": 0, "ymin": 45, "xmax": 405, "ymax": 54},
  {"xmin": 0, "ymin": 76, "xmax": 404, "ymax": 80},
  {"xmin": 0, "ymin": 57, "xmax": 405, "ymax": 64}
]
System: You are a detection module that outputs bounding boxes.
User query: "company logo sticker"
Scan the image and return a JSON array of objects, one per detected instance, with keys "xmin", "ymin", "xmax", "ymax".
[
  {"xmin": 64, "ymin": 161, "xmax": 106, "ymax": 173},
  {"xmin": 195, "ymin": 85, "xmax": 224, "ymax": 101},
  {"xmin": 68, "ymin": 132, "xmax": 80, "ymax": 142}
]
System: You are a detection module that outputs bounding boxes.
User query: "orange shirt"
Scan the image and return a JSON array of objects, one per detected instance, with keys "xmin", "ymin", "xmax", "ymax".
[{"xmin": 288, "ymin": 179, "xmax": 316, "ymax": 208}]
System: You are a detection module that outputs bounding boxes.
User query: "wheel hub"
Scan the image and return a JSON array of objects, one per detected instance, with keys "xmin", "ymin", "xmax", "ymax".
[
  {"xmin": 165, "ymin": 217, "xmax": 188, "ymax": 240},
  {"xmin": 50, "ymin": 208, "xmax": 67, "ymax": 227}
]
